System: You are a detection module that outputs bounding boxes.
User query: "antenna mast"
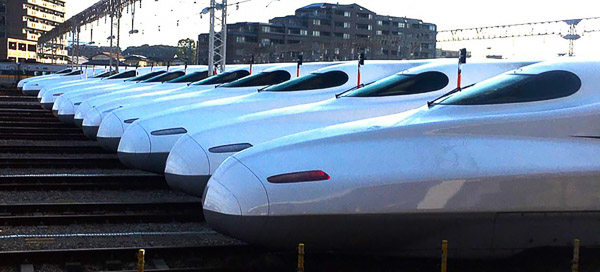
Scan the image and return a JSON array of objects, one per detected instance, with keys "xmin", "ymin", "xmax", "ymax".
[{"xmin": 208, "ymin": 0, "xmax": 227, "ymax": 74}]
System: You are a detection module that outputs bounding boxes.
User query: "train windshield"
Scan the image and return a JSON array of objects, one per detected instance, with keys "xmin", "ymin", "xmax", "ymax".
[
  {"xmin": 167, "ymin": 71, "xmax": 209, "ymax": 83},
  {"xmin": 264, "ymin": 71, "xmax": 349, "ymax": 92},
  {"xmin": 342, "ymin": 71, "xmax": 449, "ymax": 97},
  {"xmin": 142, "ymin": 71, "xmax": 185, "ymax": 83},
  {"xmin": 220, "ymin": 70, "xmax": 291, "ymax": 88},
  {"xmin": 105, "ymin": 70, "xmax": 137, "ymax": 79},
  {"xmin": 93, "ymin": 71, "xmax": 117, "ymax": 78},
  {"xmin": 64, "ymin": 70, "xmax": 83, "ymax": 76},
  {"xmin": 56, "ymin": 68, "xmax": 72, "ymax": 74},
  {"xmin": 192, "ymin": 70, "xmax": 250, "ymax": 85},
  {"xmin": 433, "ymin": 70, "xmax": 581, "ymax": 105},
  {"xmin": 124, "ymin": 71, "xmax": 166, "ymax": 82}
]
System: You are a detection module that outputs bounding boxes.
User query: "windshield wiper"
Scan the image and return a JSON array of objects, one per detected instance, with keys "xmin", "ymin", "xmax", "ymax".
[
  {"xmin": 334, "ymin": 82, "xmax": 372, "ymax": 98},
  {"xmin": 426, "ymin": 83, "xmax": 475, "ymax": 108}
]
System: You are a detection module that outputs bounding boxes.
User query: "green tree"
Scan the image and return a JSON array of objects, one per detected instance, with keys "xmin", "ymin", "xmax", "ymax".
[{"xmin": 177, "ymin": 38, "xmax": 197, "ymax": 64}]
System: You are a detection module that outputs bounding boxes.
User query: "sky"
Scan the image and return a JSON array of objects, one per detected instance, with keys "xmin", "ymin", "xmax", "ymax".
[{"xmin": 65, "ymin": 0, "xmax": 600, "ymax": 59}]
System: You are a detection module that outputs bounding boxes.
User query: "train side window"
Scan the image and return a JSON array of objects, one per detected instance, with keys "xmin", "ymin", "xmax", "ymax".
[
  {"xmin": 436, "ymin": 70, "xmax": 581, "ymax": 105},
  {"xmin": 343, "ymin": 71, "xmax": 449, "ymax": 97},
  {"xmin": 265, "ymin": 71, "xmax": 349, "ymax": 92},
  {"xmin": 27, "ymin": 44, "xmax": 36, "ymax": 52},
  {"xmin": 8, "ymin": 42, "xmax": 16, "ymax": 50}
]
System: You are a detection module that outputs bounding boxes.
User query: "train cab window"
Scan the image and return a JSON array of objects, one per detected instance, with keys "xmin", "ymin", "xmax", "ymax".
[
  {"xmin": 125, "ymin": 71, "xmax": 166, "ymax": 81},
  {"xmin": 143, "ymin": 71, "xmax": 185, "ymax": 82},
  {"xmin": 265, "ymin": 71, "xmax": 349, "ymax": 92},
  {"xmin": 106, "ymin": 70, "xmax": 137, "ymax": 79},
  {"xmin": 56, "ymin": 69, "xmax": 72, "ymax": 74},
  {"xmin": 343, "ymin": 71, "xmax": 449, "ymax": 97},
  {"xmin": 93, "ymin": 71, "xmax": 117, "ymax": 78},
  {"xmin": 65, "ymin": 70, "xmax": 83, "ymax": 76},
  {"xmin": 193, "ymin": 70, "xmax": 251, "ymax": 85},
  {"xmin": 220, "ymin": 70, "xmax": 291, "ymax": 87},
  {"xmin": 435, "ymin": 70, "xmax": 581, "ymax": 105},
  {"xmin": 167, "ymin": 71, "xmax": 209, "ymax": 83}
]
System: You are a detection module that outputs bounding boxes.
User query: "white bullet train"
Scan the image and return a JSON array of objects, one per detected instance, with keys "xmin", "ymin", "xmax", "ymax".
[
  {"xmin": 22, "ymin": 68, "xmax": 106, "ymax": 95},
  {"xmin": 165, "ymin": 60, "xmax": 536, "ymax": 195},
  {"xmin": 116, "ymin": 62, "xmax": 348, "ymax": 173},
  {"xmin": 76, "ymin": 67, "xmax": 213, "ymax": 138},
  {"xmin": 17, "ymin": 68, "xmax": 72, "ymax": 90},
  {"xmin": 95, "ymin": 63, "xmax": 315, "ymax": 152},
  {"xmin": 38, "ymin": 69, "xmax": 145, "ymax": 110},
  {"xmin": 202, "ymin": 59, "xmax": 600, "ymax": 257},
  {"xmin": 53, "ymin": 67, "xmax": 198, "ymax": 124},
  {"xmin": 77, "ymin": 65, "xmax": 261, "ymax": 139}
]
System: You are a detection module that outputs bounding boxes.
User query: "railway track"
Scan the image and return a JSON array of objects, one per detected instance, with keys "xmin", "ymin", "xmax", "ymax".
[
  {"xmin": 0, "ymin": 173, "xmax": 169, "ymax": 190},
  {"xmin": 0, "ymin": 201, "xmax": 204, "ymax": 225},
  {"xmin": 0, "ymin": 245, "xmax": 274, "ymax": 271}
]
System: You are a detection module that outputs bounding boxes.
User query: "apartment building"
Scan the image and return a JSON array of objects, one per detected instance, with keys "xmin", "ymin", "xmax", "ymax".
[
  {"xmin": 0, "ymin": 0, "xmax": 68, "ymax": 64},
  {"xmin": 198, "ymin": 3, "xmax": 437, "ymax": 64}
]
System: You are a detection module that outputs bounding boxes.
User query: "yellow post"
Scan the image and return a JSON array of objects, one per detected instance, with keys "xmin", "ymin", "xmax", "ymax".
[
  {"xmin": 297, "ymin": 243, "xmax": 305, "ymax": 272},
  {"xmin": 572, "ymin": 239, "xmax": 580, "ymax": 272},
  {"xmin": 441, "ymin": 240, "xmax": 448, "ymax": 272},
  {"xmin": 137, "ymin": 249, "xmax": 145, "ymax": 272}
]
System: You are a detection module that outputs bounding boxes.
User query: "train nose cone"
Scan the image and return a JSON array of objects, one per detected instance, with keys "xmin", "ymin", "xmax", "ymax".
[
  {"xmin": 81, "ymin": 108, "xmax": 102, "ymax": 140},
  {"xmin": 118, "ymin": 124, "xmax": 152, "ymax": 171},
  {"xmin": 56, "ymin": 99, "xmax": 76, "ymax": 125},
  {"xmin": 203, "ymin": 158, "xmax": 269, "ymax": 239},
  {"xmin": 39, "ymin": 90, "xmax": 55, "ymax": 110},
  {"xmin": 74, "ymin": 102, "xmax": 93, "ymax": 127},
  {"xmin": 22, "ymin": 83, "xmax": 40, "ymax": 96},
  {"xmin": 97, "ymin": 113, "xmax": 125, "ymax": 152},
  {"xmin": 165, "ymin": 135, "xmax": 210, "ymax": 196}
]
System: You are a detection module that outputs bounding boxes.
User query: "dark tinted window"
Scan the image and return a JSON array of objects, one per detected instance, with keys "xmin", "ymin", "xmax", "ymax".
[
  {"xmin": 143, "ymin": 71, "xmax": 185, "ymax": 82},
  {"xmin": 65, "ymin": 70, "xmax": 83, "ymax": 76},
  {"xmin": 106, "ymin": 70, "xmax": 137, "ymax": 79},
  {"xmin": 343, "ymin": 71, "xmax": 449, "ymax": 97},
  {"xmin": 56, "ymin": 69, "xmax": 72, "ymax": 74},
  {"xmin": 220, "ymin": 70, "xmax": 291, "ymax": 87},
  {"xmin": 125, "ymin": 71, "xmax": 166, "ymax": 82},
  {"xmin": 167, "ymin": 71, "xmax": 209, "ymax": 83},
  {"xmin": 265, "ymin": 71, "xmax": 349, "ymax": 92},
  {"xmin": 193, "ymin": 70, "xmax": 250, "ymax": 85},
  {"xmin": 93, "ymin": 71, "xmax": 117, "ymax": 78},
  {"xmin": 436, "ymin": 70, "xmax": 581, "ymax": 105}
]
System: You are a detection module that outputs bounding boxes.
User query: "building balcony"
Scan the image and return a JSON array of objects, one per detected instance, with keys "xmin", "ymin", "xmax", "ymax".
[{"xmin": 27, "ymin": 0, "xmax": 66, "ymax": 13}]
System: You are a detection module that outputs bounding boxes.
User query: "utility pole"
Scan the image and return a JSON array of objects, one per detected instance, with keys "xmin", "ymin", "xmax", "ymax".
[
  {"xmin": 207, "ymin": 0, "xmax": 227, "ymax": 74},
  {"xmin": 109, "ymin": 0, "xmax": 114, "ymax": 72},
  {"xmin": 563, "ymin": 19, "xmax": 582, "ymax": 57}
]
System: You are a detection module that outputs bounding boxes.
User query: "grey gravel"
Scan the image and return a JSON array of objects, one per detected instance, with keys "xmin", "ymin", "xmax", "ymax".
[
  {"xmin": 0, "ymin": 140, "xmax": 100, "ymax": 147},
  {"xmin": 0, "ymin": 222, "xmax": 241, "ymax": 251},
  {"xmin": 0, "ymin": 168, "xmax": 157, "ymax": 175},
  {"xmin": 0, "ymin": 190, "xmax": 201, "ymax": 204}
]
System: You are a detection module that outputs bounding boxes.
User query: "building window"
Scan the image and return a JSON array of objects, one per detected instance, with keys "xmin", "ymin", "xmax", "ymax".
[
  {"xmin": 376, "ymin": 30, "xmax": 382, "ymax": 35},
  {"xmin": 398, "ymin": 22, "xmax": 406, "ymax": 28},
  {"xmin": 313, "ymin": 19, "xmax": 320, "ymax": 26},
  {"xmin": 368, "ymin": 25, "xmax": 373, "ymax": 30},
  {"xmin": 261, "ymin": 26, "xmax": 270, "ymax": 33},
  {"xmin": 300, "ymin": 29, "xmax": 308, "ymax": 36},
  {"xmin": 377, "ymin": 20, "xmax": 383, "ymax": 26},
  {"xmin": 18, "ymin": 43, "xmax": 26, "ymax": 51},
  {"xmin": 343, "ymin": 33, "xmax": 351, "ymax": 39},
  {"xmin": 8, "ymin": 41, "xmax": 16, "ymax": 50},
  {"xmin": 261, "ymin": 38, "xmax": 271, "ymax": 46},
  {"xmin": 236, "ymin": 36, "xmax": 245, "ymax": 43},
  {"xmin": 429, "ymin": 25, "xmax": 436, "ymax": 31},
  {"xmin": 334, "ymin": 48, "xmax": 340, "ymax": 54},
  {"xmin": 343, "ymin": 22, "xmax": 350, "ymax": 29},
  {"xmin": 312, "ymin": 31, "xmax": 320, "ymax": 37},
  {"xmin": 344, "ymin": 11, "xmax": 350, "ymax": 17}
]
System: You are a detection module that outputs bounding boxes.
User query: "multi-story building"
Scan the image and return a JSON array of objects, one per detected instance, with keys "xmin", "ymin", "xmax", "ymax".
[
  {"xmin": 198, "ymin": 3, "xmax": 437, "ymax": 64},
  {"xmin": 0, "ymin": 0, "xmax": 68, "ymax": 64}
]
